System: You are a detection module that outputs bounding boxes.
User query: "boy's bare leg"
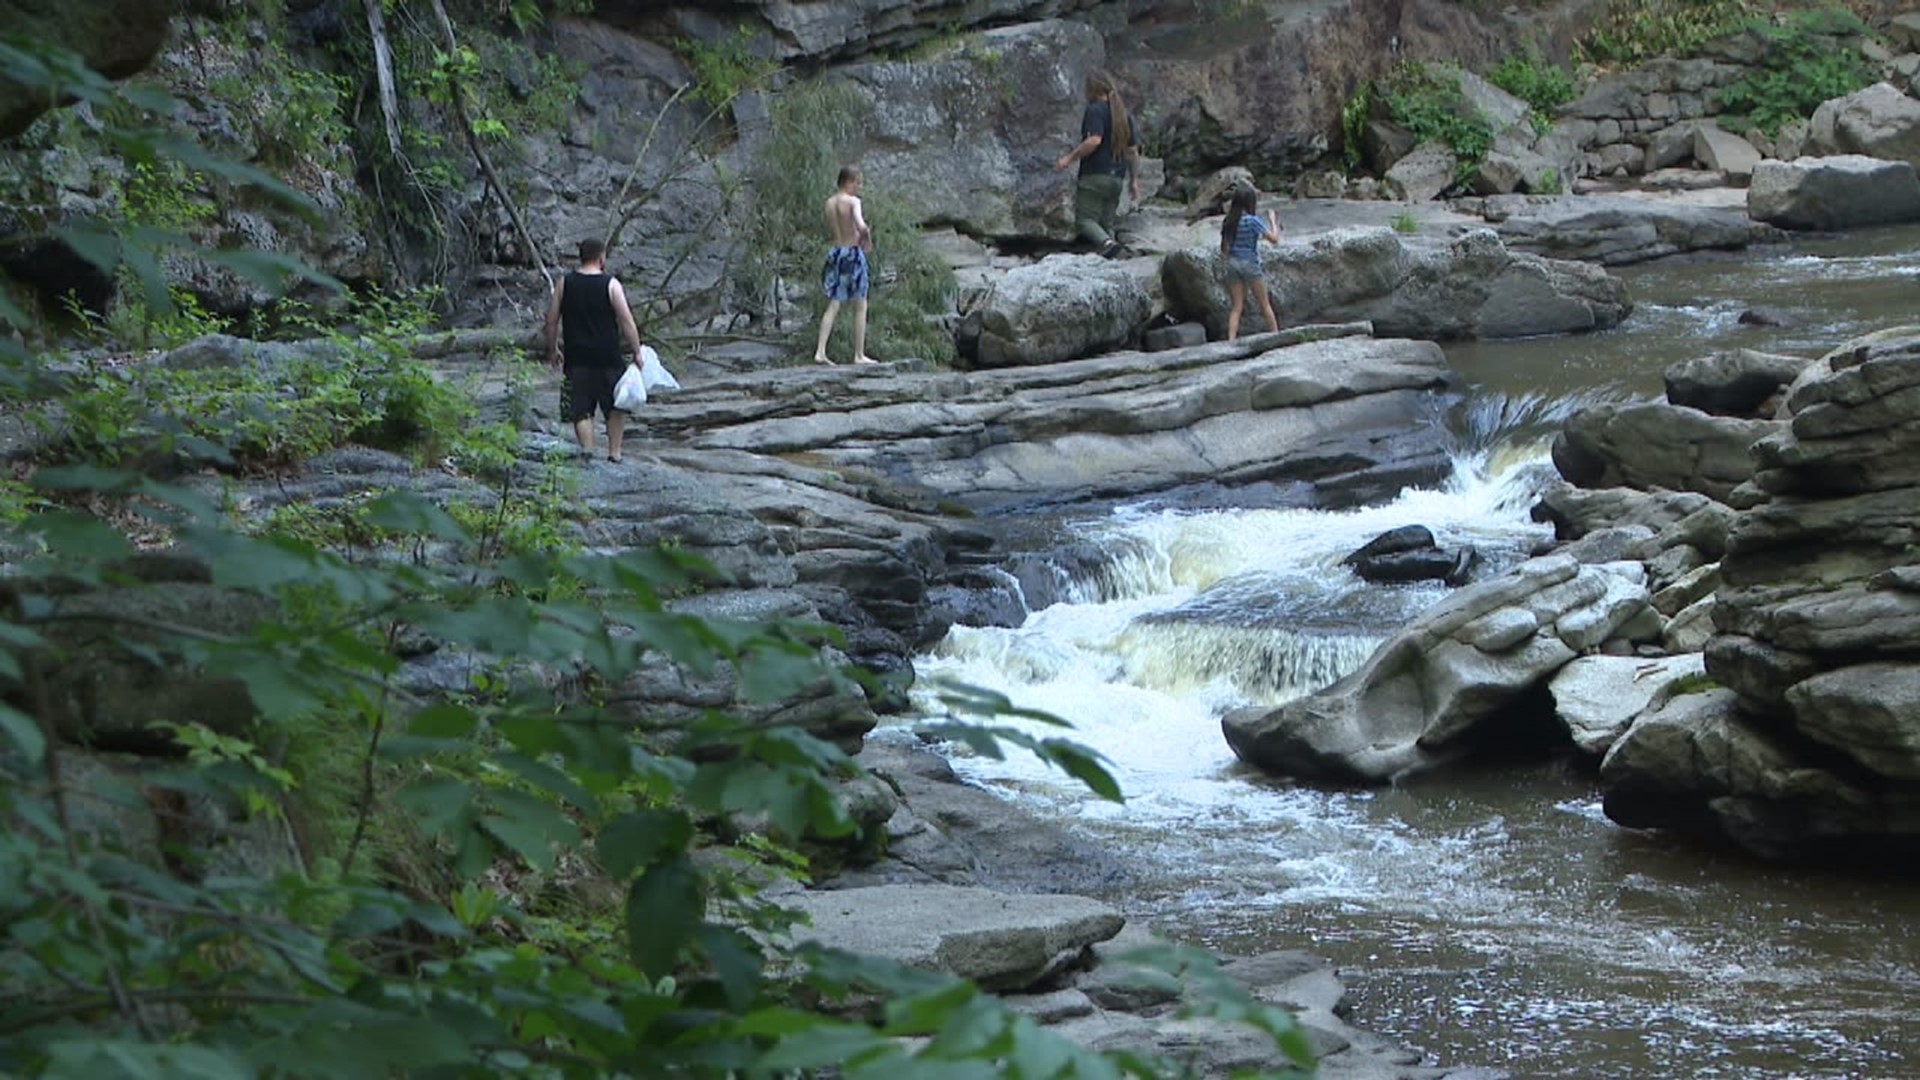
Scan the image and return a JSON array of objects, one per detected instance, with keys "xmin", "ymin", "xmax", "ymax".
[
  {"xmin": 607, "ymin": 410, "xmax": 625, "ymax": 462},
  {"xmin": 573, "ymin": 418, "xmax": 596, "ymax": 454},
  {"xmin": 1226, "ymin": 280, "xmax": 1245, "ymax": 342},
  {"xmin": 814, "ymin": 300, "xmax": 841, "ymax": 365},
  {"xmin": 1255, "ymin": 282, "xmax": 1280, "ymax": 334},
  {"xmin": 851, "ymin": 299, "xmax": 876, "ymax": 364}
]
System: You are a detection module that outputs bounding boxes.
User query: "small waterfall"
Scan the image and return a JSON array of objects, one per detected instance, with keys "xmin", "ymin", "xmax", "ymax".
[
  {"xmin": 913, "ymin": 399, "xmax": 1564, "ymax": 795},
  {"xmin": 1112, "ymin": 620, "xmax": 1381, "ymax": 705}
]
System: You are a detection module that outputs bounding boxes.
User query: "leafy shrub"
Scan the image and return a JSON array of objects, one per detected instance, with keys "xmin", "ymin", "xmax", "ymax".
[
  {"xmin": 1576, "ymin": 0, "xmax": 1751, "ymax": 65},
  {"xmin": 1340, "ymin": 82, "xmax": 1375, "ymax": 172},
  {"xmin": 678, "ymin": 25, "xmax": 781, "ymax": 111},
  {"xmin": 1717, "ymin": 9, "xmax": 1875, "ymax": 134},
  {"xmin": 1381, "ymin": 61, "xmax": 1493, "ymax": 170},
  {"xmin": 1391, "ymin": 209, "xmax": 1418, "ymax": 233},
  {"xmin": 45, "ymin": 289, "xmax": 470, "ymax": 469},
  {"xmin": 1486, "ymin": 52, "xmax": 1578, "ymax": 130}
]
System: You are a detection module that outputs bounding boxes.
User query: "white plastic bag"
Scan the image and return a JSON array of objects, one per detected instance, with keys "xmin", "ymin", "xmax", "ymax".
[
  {"xmin": 638, "ymin": 345, "xmax": 680, "ymax": 393},
  {"xmin": 612, "ymin": 364, "xmax": 648, "ymax": 411}
]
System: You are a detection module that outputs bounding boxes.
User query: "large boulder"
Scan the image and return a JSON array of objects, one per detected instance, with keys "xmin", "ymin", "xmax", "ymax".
[
  {"xmin": 1664, "ymin": 348, "xmax": 1813, "ymax": 418},
  {"xmin": 1551, "ymin": 401, "xmax": 1782, "ymax": 502},
  {"xmin": 971, "ymin": 253, "xmax": 1154, "ymax": 367},
  {"xmin": 1163, "ymin": 227, "xmax": 1631, "ymax": 342},
  {"xmin": 1222, "ymin": 555, "xmax": 1653, "ymax": 783},
  {"xmin": 841, "ymin": 20, "xmax": 1126, "ymax": 242},
  {"xmin": 1747, "ymin": 155, "xmax": 1920, "ymax": 230},
  {"xmin": 1807, "ymin": 81, "xmax": 1920, "ymax": 169},
  {"xmin": 783, "ymin": 884, "xmax": 1124, "ymax": 991},
  {"xmin": 1601, "ymin": 329, "xmax": 1920, "ymax": 860},
  {"xmin": 1385, "ymin": 140, "xmax": 1460, "ymax": 202}
]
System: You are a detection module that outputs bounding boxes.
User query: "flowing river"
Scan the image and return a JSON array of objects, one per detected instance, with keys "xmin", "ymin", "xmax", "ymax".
[{"xmin": 899, "ymin": 225, "xmax": 1920, "ymax": 1079}]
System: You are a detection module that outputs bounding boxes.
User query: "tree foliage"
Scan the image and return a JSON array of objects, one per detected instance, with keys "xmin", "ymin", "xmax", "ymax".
[{"xmin": 0, "ymin": 36, "xmax": 1315, "ymax": 1080}]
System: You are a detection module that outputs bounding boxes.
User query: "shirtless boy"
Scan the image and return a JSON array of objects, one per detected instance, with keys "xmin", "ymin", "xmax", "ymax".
[{"xmin": 814, "ymin": 165, "xmax": 877, "ymax": 366}]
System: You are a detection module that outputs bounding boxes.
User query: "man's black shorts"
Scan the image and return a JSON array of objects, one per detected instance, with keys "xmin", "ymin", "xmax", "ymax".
[{"xmin": 562, "ymin": 365, "xmax": 624, "ymax": 423}]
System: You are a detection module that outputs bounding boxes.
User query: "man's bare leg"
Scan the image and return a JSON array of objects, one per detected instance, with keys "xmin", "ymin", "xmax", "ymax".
[
  {"xmin": 851, "ymin": 299, "xmax": 876, "ymax": 364},
  {"xmin": 573, "ymin": 418, "xmax": 596, "ymax": 455},
  {"xmin": 814, "ymin": 300, "xmax": 842, "ymax": 365},
  {"xmin": 607, "ymin": 410, "xmax": 625, "ymax": 462}
]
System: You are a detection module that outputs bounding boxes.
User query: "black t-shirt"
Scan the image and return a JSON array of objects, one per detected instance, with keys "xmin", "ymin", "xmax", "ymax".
[
  {"xmin": 1078, "ymin": 100, "xmax": 1127, "ymax": 179},
  {"xmin": 559, "ymin": 270, "xmax": 624, "ymax": 369}
]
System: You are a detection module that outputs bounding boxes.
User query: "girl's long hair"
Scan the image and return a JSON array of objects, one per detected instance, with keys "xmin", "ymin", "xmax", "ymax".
[
  {"xmin": 1087, "ymin": 70, "xmax": 1130, "ymax": 160},
  {"xmin": 1221, "ymin": 185, "xmax": 1257, "ymax": 256}
]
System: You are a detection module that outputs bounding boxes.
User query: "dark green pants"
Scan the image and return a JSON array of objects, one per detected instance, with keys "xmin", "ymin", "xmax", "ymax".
[{"xmin": 1073, "ymin": 173, "xmax": 1124, "ymax": 247}]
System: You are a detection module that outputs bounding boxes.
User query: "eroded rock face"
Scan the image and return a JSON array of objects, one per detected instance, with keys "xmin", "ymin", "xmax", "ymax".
[
  {"xmin": 1222, "ymin": 555, "xmax": 1654, "ymax": 784},
  {"xmin": 1747, "ymin": 155, "xmax": 1920, "ymax": 230},
  {"xmin": 1601, "ymin": 329, "xmax": 1920, "ymax": 860},
  {"xmin": 1162, "ymin": 227, "xmax": 1631, "ymax": 342},
  {"xmin": 1550, "ymin": 401, "xmax": 1782, "ymax": 502},
  {"xmin": 839, "ymin": 20, "xmax": 1110, "ymax": 243}
]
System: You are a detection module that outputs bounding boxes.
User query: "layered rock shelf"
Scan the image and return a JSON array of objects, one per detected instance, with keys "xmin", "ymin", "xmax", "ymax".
[{"xmin": 646, "ymin": 324, "xmax": 1458, "ymax": 513}]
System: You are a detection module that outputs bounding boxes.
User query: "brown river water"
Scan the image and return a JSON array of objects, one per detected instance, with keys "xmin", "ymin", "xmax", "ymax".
[{"xmin": 903, "ymin": 225, "xmax": 1920, "ymax": 1079}]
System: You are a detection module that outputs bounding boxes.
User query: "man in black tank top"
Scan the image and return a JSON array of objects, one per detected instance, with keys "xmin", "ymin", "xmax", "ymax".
[{"xmin": 543, "ymin": 238, "xmax": 645, "ymax": 462}]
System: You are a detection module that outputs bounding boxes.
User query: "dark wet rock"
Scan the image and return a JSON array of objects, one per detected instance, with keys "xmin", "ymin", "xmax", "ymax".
[
  {"xmin": 1664, "ymin": 348, "xmax": 1811, "ymax": 418},
  {"xmin": 1341, "ymin": 525, "xmax": 1476, "ymax": 586},
  {"xmin": 22, "ymin": 583, "xmax": 275, "ymax": 753},
  {"xmin": 1224, "ymin": 555, "xmax": 1652, "ymax": 784},
  {"xmin": 1736, "ymin": 307, "xmax": 1793, "ymax": 329},
  {"xmin": 1144, "ymin": 322, "xmax": 1209, "ymax": 352}
]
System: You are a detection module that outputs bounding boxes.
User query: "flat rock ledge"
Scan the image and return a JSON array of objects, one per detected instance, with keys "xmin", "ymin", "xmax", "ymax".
[{"xmin": 641, "ymin": 324, "xmax": 1457, "ymax": 513}]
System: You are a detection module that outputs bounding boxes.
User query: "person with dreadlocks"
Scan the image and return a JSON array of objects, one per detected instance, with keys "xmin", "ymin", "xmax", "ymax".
[{"xmin": 1054, "ymin": 70, "xmax": 1141, "ymax": 258}]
